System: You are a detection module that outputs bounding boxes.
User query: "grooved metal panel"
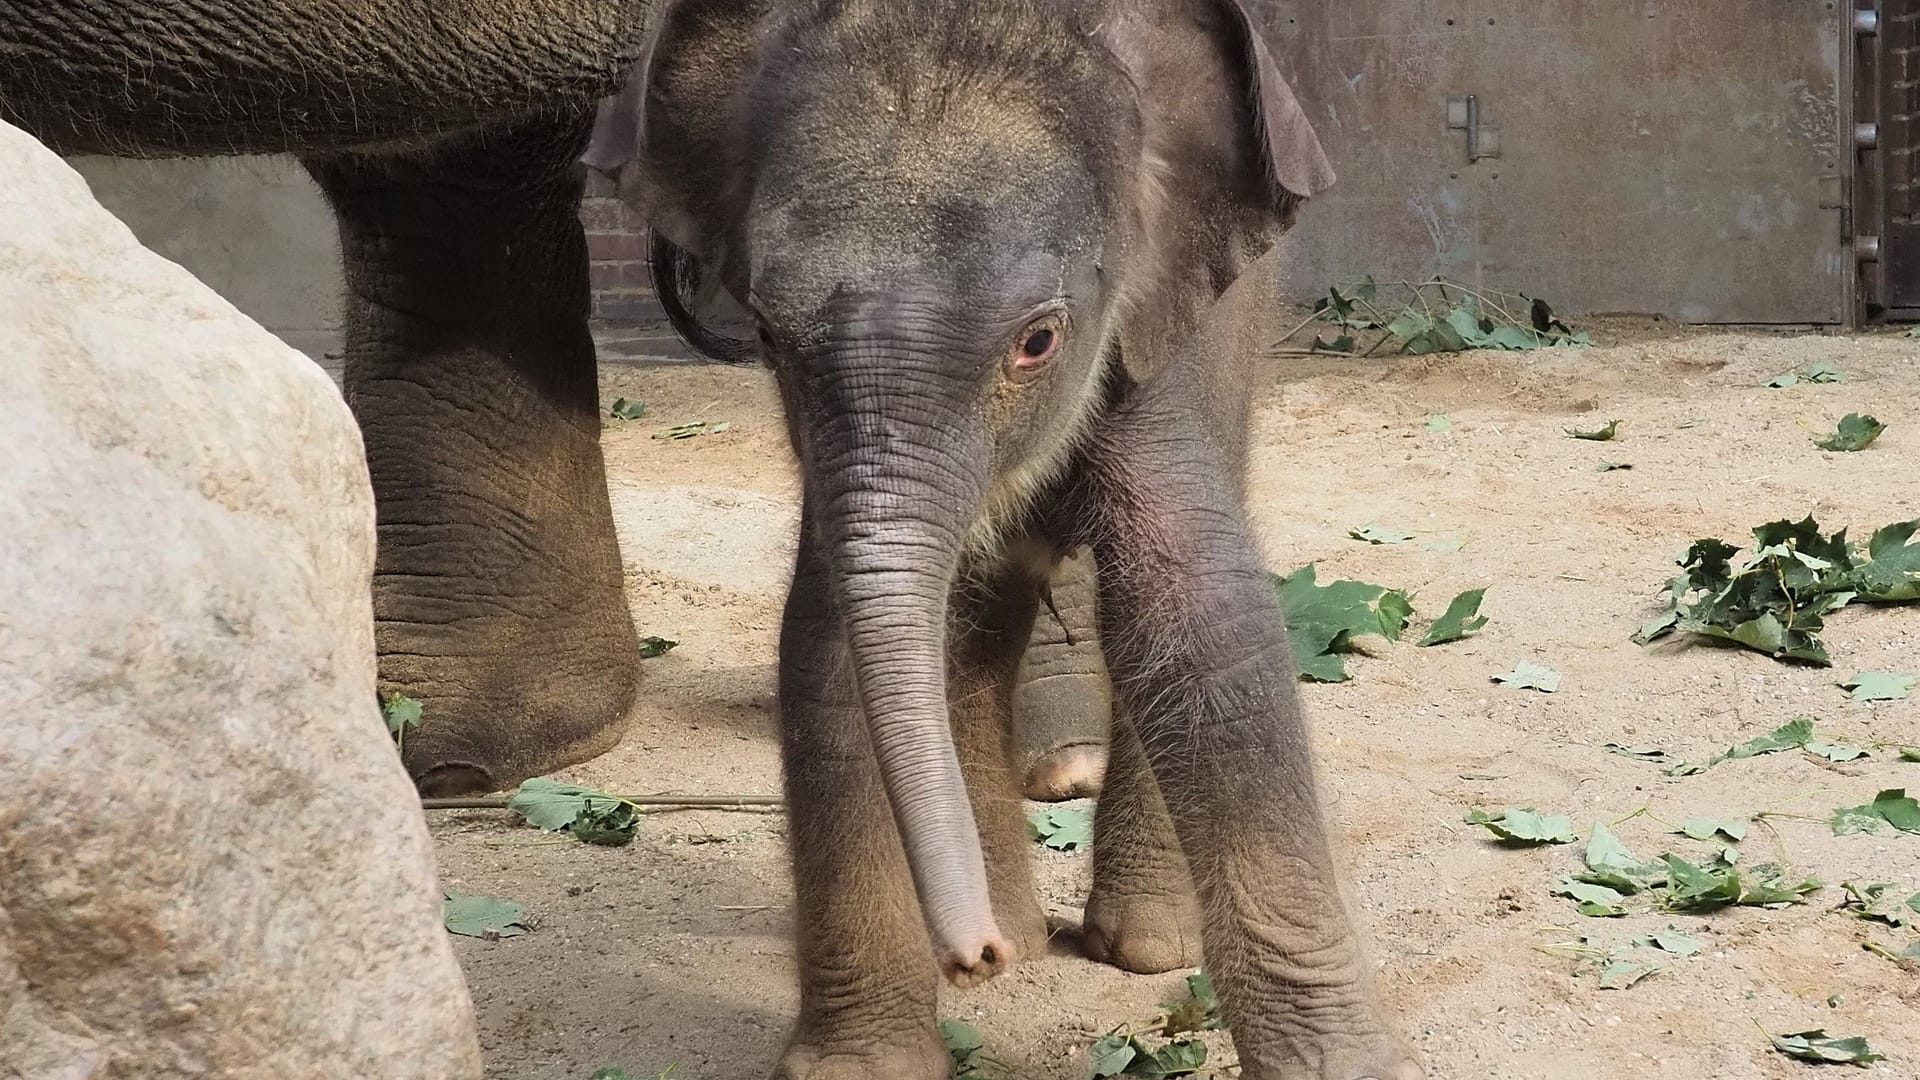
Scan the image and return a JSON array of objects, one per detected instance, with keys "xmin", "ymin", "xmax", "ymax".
[
  {"xmin": 1271, "ymin": 2, "xmax": 1848, "ymax": 324},
  {"xmin": 1865, "ymin": 0, "xmax": 1920, "ymax": 313}
]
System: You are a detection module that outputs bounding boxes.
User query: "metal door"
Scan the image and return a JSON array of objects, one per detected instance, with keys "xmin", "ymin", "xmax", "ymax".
[
  {"xmin": 1271, "ymin": 2, "xmax": 1851, "ymax": 324},
  {"xmin": 1856, "ymin": 0, "xmax": 1920, "ymax": 318}
]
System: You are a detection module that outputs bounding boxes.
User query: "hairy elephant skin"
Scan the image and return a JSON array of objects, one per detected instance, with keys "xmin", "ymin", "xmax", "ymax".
[
  {"xmin": 0, "ymin": 0, "xmax": 654, "ymax": 794},
  {"xmin": 0, "ymin": 120, "xmax": 480, "ymax": 1080},
  {"xmin": 591, "ymin": 1, "xmax": 1422, "ymax": 1078}
]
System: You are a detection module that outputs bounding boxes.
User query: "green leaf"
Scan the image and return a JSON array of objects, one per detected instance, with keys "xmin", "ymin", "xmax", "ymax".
[
  {"xmin": 1598, "ymin": 959, "xmax": 1661, "ymax": 989},
  {"xmin": 1423, "ymin": 414, "xmax": 1454, "ymax": 432},
  {"xmin": 1348, "ymin": 524, "xmax": 1414, "ymax": 545},
  {"xmin": 1273, "ymin": 564, "xmax": 1414, "ymax": 683},
  {"xmin": 1564, "ymin": 419, "xmax": 1620, "ymax": 441},
  {"xmin": 1465, "ymin": 807, "xmax": 1577, "ymax": 845},
  {"xmin": 1028, "ymin": 806, "xmax": 1095, "ymax": 851},
  {"xmin": 1311, "ymin": 333, "xmax": 1356, "ymax": 354},
  {"xmin": 1633, "ymin": 930, "xmax": 1704, "ymax": 956},
  {"xmin": 1767, "ymin": 362, "xmax": 1844, "ymax": 388},
  {"xmin": 940, "ymin": 1019, "xmax": 987, "ymax": 1076},
  {"xmin": 1814, "ymin": 413, "xmax": 1885, "ymax": 451},
  {"xmin": 443, "ymin": 891, "xmax": 529, "ymax": 939},
  {"xmin": 1768, "ymin": 1029, "xmax": 1885, "ymax": 1066},
  {"xmin": 639, "ymin": 636, "xmax": 680, "ymax": 659},
  {"xmin": 1832, "ymin": 789, "xmax": 1920, "ymax": 835},
  {"xmin": 1725, "ymin": 717, "xmax": 1816, "ymax": 760},
  {"xmin": 1840, "ymin": 670, "xmax": 1915, "ymax": 702},
  {"xmin": 590, "ymin": 1069, "xmax": 632, "ymax": 1080},
  {"xmin": 1556, "ymin": 878, "xmax": 1629, "ymax": 917},
  {"xmin": 1901, "ymin": 746, "xmax": 1920, "ymax": 763},
  {"xmin": 1677, "ymin": 818, "xmax": 1747, "ymax": 843},
  {"xmin": 1838, "ymin": 881, "xmax": 1920, "ymax": 929},
  {"xmin": 509, "ymin": 778, "xmax": 639, "ymax": 846},
  {"xmin": 1417, "ymin": 588, "xmax": 1489, "ymax": 646},
  {"xmin": 1491, "ymin": 661, "xmax": 1561, "ymax": 693},
  {"xmin": 380, "ymin": 691, "xmax": 423, "ymax": 740},
  {"xmin": 1852, "ymin": 519, "xmax": 1920, "ymax": 601},
  {"xmin": 1130, "ymin": 1038, "xmax": 1208, "ymax": 1077},
  {"xmin": 1087, "ymin": 1034, "xmax": 1138, "ymax": 1078},
  {"xmin": 1659, "ymin": 854, "xmax": 1743, "ymax": 911},
  {"xmin": 608, "ymin": 397, "xmax": 650, "ymax": 420},
  {"xmin": 1808, "ymin": 739, "xmax": 1870, "ymax": 762},
  {"xmin": 1579, "ymin": 823, "xmax": 1665, "ymax": 893}
]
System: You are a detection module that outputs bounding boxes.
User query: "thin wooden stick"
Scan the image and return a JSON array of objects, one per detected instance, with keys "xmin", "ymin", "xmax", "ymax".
[{"xmin": 422, "ymin": 794, "xmax": 784, "ymax": 811}]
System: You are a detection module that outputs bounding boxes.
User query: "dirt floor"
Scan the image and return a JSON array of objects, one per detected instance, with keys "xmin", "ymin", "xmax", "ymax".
[{"xmin": 431, "ymin": 325, "xmax": 1920, "ymax": 1080}]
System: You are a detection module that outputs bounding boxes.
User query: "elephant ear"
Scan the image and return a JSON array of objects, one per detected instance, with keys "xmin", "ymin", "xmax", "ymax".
[
  {"xmin": 580, "ymin": 0, "xmax": 768, "ymax": 243},
  {"xmin": 1107, "ymin": 0, "xmax": 1334, "ymax": 217},
  {"xmin": 582, "ymin": 0, "xmax": 770, "ymax": 360}
]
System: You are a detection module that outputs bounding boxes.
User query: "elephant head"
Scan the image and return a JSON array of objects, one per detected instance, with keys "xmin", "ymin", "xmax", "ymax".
[{"xmin": 584, "ymin": 0, "xmax": 1332, "ymax": 982}]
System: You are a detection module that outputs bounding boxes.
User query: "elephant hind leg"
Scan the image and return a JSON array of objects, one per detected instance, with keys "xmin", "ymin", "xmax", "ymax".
[{"xmin": 1012, "ymin": 547, "xmax": 1111, "ymax": 801}]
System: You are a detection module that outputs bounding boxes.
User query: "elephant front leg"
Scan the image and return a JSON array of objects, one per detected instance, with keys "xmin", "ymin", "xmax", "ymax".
[
  {"xmin": 775, "ymin": 525, "xmax": 947, "ymax": 1080},
  {"xmin": 1083, "ymin": 709, "xmax": 1203, "ymax": 975},
  {"xmin": 305, "ymin": 114, "xmax": 640, "ymax": 796},
  {"xmin": 1012, "ymin": 547, "xmax": 1112, "ymax": 801},
  {"xmin": 1079, "ymin": 396, "xmax": 1420, "ymax": 1080}
]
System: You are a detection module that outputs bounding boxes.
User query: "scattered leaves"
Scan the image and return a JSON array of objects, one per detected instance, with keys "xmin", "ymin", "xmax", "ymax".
[
  {"xmin": 1028, "ymin": 806, "xmax": 1094, "ymax": 851},
  {"xmin": 1162, "ymin": 972, "xmax": 1220, "ymax": 1036},
  {"xmin": 1630, "ymin": 516, "xmax": 1909, "ymax": 665},
  {"xmin": 1832, "ymin": 789, "xmax": 1920, "ymax": 836},
  {"xmin": 1348, "ymin": 524, "xmax": 1414, "ymax": 545},
  {"xmin": 654, "ymin": 420, "xmax": 732, "ymax": 440},
  {"xmin": 1417, "ymin": 588, "xmax": 1489, "ymax": 646},
  {"xmin": 1492, "ymin": 661, "xmax": 1561, "ymax": 693},
  {"xmin": 1766, "ymin": 362, "xmax": 1845, "ymax": 388},
  {"xmin": 1465, "ymin": 807, "xmax": 1577, "ymax": 846},
  {"xmin": 1308, "ymin": 278, "xmax": 1589, "ymax": 354},
  {"xmin": 1087, "ymin": 1034, "xmax": 1208, "ymax": 1078},
  {"xmin": 608, "ymin": 398, "xmax": 650, "ymax": 420},
  {"xmin": 509, "ymin": 778, "xmax": 641, "ymax": 847},
  {"xmin": 1808, "ymin": 739, "xmax": 1870, "ymax": 763},
  {"xmin": 1273, "ymin": 564, "xmax": 1414, "ymax": 682},
  {"xmin": 1814, "ymin": 413, "xmax": 1885, "ymax": 452},
  {"xmin": 640, "ymin": 636, "xmax": 680, "ymax": 659},
  {"xmin": 1556, "ymin": 878, "xmax": 1630, "ymax": 917},
  {"xmin": 1565, "ymin": 419, "xmax": 1620, "ymax": 441},
  {"xmin": 1424, "ymin": 414, "xmax": 1454, "ymax": 432},
  {"xmin": 1659, "ymin": 854, "xmax": 1820, "ymax": 911},
  {"xmin": 1768, "ymin": 1029, "xmax": 1885, "ymax": 1067},
  {"xmin": 1725, "ymin": 716, "xmax": 1816, "ymax": 760},
  {"xmin": 1840, "ymin": 670, "xmax": 1915, "ymax": 702},
  {"xmin": 443, "ymin": 891, "xmax": 528, "ymax": 939},
  {"xmin": 381, "ymin": 691, "xmax": 423, "ymax": 752},
  {"xmin": 1576, "ymin": 823, "xmax": 1664, "ymax": 894}
]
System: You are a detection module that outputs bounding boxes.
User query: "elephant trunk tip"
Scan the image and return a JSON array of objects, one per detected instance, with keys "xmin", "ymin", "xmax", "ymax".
[{"xmin": 935, "ymin": 922, "xmax": 1015, "ymax": 988}]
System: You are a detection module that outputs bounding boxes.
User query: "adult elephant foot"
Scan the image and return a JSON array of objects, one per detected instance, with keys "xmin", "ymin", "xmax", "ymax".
[
  {"xmin": 776, "ymin": 1034, "xmax": 948, "ymax": 1080},
  {"xmin": 307, "ymin": 113, "xmax": 641, "ymax": 797},
  {"xmin": 1012, "ymin": 547, "xmax": 1111, "ymax": 801}
]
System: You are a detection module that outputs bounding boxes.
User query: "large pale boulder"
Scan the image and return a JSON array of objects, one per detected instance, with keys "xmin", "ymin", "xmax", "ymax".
[{"xmin": 0, "ymin": 121, "xmax": 482, "ymax": 1080}]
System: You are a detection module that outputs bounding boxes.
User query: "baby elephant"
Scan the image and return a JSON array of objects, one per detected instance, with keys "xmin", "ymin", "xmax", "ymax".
[{"xmin": 587, "ymin": 1, "xmax": 1419, "ymax": 1077}]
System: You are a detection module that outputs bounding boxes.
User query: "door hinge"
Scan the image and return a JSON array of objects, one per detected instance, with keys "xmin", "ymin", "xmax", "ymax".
[{"xmin": 1448, "ymin": 94, "xmax": 1501, "ymax": 162}]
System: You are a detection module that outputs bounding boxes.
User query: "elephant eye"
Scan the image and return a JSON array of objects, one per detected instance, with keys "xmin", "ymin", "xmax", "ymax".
[{"xmin": 1006, "ymin": 315, "xmax": 1064, "ymax": 384}]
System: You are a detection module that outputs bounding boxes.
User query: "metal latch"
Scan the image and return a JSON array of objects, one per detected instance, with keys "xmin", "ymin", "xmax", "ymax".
[{"xmin": 1448, "ymin": 95, "xmax": 1501, "ymax": 162}]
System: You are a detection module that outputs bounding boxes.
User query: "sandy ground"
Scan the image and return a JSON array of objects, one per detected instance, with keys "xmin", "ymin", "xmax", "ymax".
[{"xmin": 432, "ymin": 327, "xmax": 1920, "ymax": 1080}]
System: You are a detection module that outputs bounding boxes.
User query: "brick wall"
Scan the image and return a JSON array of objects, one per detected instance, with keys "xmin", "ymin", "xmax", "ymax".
[{"xmin": 581, "ymin": 170, "xmax": 663, "ymax": 324}]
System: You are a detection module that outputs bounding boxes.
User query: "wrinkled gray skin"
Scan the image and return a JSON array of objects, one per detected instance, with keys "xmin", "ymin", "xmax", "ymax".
[
  {"xmin": 588, "ymin": 1, "xmax": 1421, "ymax": 1077},
  {"xmin": 0, "ymin": 0, "xmax": 1107, "ymax": 800}
]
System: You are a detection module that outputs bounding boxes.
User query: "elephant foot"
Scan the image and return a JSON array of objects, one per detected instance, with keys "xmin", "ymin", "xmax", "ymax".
[
  {"xmin": 1021, "ymin": 739, "xmax": 1107, "ymax": 800},
  {"xmin": 777, "ymin": 1028, "xmax": 948, "ymax": 1080},
  {"xmin": 1080, "ymin": 889, "xmax": 1204, "ymax": 974},
  {"xmin": 1239, "ymin": 1028, "xmax": 1423, "ymax": 1080}
]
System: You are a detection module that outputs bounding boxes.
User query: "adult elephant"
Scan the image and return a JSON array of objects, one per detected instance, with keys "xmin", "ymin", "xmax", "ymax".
[{"xmin": 0, "ymin": 0, "xmax": 1110, "ymax": 798}]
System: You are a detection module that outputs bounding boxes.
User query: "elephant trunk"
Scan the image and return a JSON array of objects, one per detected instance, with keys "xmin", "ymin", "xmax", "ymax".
[{"xmin": 803, "ymin": 340, "xmax": 1008, "ymax": 984}]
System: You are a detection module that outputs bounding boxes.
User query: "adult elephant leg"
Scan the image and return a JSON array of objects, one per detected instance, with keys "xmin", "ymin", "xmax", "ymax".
[
  {"xmin": 305, "ymin": 114, "xmax": 640, "ymax": 796},
  {"xmin": 1077, "ymin": 371, "xmax": 1418, "ymax": 1080},
  {"xmin": 778, "ymin": 511, "xmax": 946, "ymax": 1080},
  {"xmin": 1011, "ymin": 547, "xmax": 1112, "ymax": 801}
]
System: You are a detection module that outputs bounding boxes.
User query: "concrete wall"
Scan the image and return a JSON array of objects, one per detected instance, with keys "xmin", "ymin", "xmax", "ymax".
[
  {"xmin": 70, "ymin": 156, "xmax": 344, "ymax": 361},
  {"xmin": 68, "ymin": 156, "xmax": 679, "ymax": 364}
]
